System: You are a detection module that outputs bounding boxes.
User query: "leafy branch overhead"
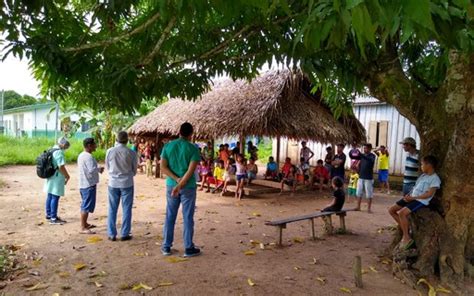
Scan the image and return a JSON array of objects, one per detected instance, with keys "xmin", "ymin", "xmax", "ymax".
[{"xmin": 0, "ymin": 0, "xmax": 472, "ymax": 114}]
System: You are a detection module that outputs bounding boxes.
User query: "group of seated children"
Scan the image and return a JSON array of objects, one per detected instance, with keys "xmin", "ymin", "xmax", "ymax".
[
  {"xmin": 264, "ymin": 156, "xmax": 331, "ymax": 194},
  {"xmin": 196, "ymin": 143, "xmax": 258, "ymax": 200}
]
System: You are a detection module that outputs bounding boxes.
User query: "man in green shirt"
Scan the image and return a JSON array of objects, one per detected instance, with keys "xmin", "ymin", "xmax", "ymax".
[{"xmin": 160, "ymin": 122, "xmax": 201, "ymax": 257}]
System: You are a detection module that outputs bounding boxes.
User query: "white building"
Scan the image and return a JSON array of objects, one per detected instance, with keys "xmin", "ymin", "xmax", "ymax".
[
  {"xmin": 2, "ymin": 102, "xmax": 60, "ymax": 137},
  {"xmin": 273, "ymin": 97, "xmax": 420, "ymax": 176}
]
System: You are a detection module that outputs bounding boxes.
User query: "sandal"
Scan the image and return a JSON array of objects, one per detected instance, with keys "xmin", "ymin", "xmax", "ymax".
[
  {"xmin": 86, "ymin": 224, "xmax": 97, "ymax": 229},
  {"xmin": 401, "ymin": 239, "xmax": 415, "ymax": 250},
  {"xmin": 80, "ymin": 229, "xmax": 96, "ymax": 234}
]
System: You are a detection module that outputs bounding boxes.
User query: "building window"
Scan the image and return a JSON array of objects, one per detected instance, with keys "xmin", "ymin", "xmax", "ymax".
[{"xmin": 368, "ymin": 121, "xmax": 389, "ymax": 147}]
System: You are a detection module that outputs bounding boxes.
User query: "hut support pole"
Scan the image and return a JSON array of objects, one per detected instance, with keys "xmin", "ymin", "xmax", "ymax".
[
  {"xmin": 276, "ymin": 136, "xmax": 281, "ymax": 165},
  {"xmin": 155, "ymin": 134, "xmax": 161, "ymax": 178},
  {"xmin": 240, "ymin": 135, "xmax": 245, "ymax": 156},
  {"xmin": 211, "ymin": 139, "xmax": 215, "ymax": 160}
]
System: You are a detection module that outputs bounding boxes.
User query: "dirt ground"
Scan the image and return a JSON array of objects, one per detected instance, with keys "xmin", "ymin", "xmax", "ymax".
[{"xmin": 0, "ymin": 165, "xmax": 471, "ymax": 296}]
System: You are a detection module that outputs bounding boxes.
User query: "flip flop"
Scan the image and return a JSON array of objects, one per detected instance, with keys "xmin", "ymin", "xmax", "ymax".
[
  {"xmin": 401, "ymin": 239, "xmax": 415, "ymax": 250},
  {"xmin": 86, "ymin": 224, "xmax": 97, "ymax": 229},
  {"xmin": 80, "ymin": 229, "xmax": 96, "ymax": 234}
]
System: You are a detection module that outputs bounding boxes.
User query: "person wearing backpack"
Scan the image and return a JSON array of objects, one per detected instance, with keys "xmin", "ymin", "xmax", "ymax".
[{"xmin": 44, "ymin": 137, "xmax": 71, "ymax": 225}]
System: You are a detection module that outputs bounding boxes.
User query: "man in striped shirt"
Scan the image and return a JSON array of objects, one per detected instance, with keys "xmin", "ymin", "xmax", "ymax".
[{"xmin": 400, "ymin": 137, "xmax": 419, "ymax": 195}]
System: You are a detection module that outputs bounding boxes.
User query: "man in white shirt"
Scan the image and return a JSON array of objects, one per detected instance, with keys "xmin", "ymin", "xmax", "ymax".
[
  {"xmin": 106, "ymin": 131, "xmax": 137, "ymax": 241},
  {"xmin": 77, "ymin": 138, "xmax": 104, "ymax": 234}
]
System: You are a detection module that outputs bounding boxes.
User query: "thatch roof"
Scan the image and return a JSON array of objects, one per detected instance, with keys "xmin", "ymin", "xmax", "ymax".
[{"xmin": 129, "ymin": 69, "xmax": 366, "ymax": 143}]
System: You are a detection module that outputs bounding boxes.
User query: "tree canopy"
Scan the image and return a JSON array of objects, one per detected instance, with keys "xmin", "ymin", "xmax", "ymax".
[
  {"xmin": 1, "ymin": 0, "xmax": 471, "ymax": 114},
  {"xmin": 1, "ymin": 90, "xmax": 38, "ymax": 109}
]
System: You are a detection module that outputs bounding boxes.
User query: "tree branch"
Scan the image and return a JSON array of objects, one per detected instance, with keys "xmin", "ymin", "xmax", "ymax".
[
  {"xmin": 62, "ymin": 11, "xmax": 161, "ymax": 52},
  {"xmin": 139, "ymin": 16, "xmax": 177, "ymax": 67}
]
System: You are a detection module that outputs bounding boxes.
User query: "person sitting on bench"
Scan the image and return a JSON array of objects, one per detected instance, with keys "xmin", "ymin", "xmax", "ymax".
[
  {"xmin": 322, "ymin": 177, "xmax": 345, "ymax": 212},
  {"xmin": 388, "ymin": 155, "xmax": 441, "ymax": 250}
]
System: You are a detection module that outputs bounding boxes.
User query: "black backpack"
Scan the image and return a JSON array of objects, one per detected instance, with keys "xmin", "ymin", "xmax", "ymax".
[{"xmin": 36, "ymin": 148, "xmax": 59, "ymax": 179}]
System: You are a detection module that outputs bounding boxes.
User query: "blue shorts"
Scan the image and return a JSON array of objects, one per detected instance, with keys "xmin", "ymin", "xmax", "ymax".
[
  {"xmin": 236, "ymin": 174, "xmax": 247, "ymax": 182},
  {"xmin": 80, "ymin": 185, "xmax": 97, "ymax": 213},
  {"xmin": 402, "ymin": 183, "xmax": 415, "ymax": 195},
  {"xmin": 396, "ymin": 199, "xmax": 425, "ymax": 213},
  {"xmin": 378, "ymin": 170, "xmax": 389, "ymax": 182}
]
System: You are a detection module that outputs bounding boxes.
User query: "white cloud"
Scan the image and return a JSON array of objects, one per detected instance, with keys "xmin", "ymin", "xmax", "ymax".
[{"xmin": 0, "ymin": 55, "xmax": 40, "ymax": 97}]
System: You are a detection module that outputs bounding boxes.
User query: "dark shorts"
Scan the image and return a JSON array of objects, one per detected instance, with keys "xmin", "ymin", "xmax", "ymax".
[
  {"xmin": 396, "ymin": 199, "xmax": 425, "ymax": 213},
  {"xmin": 284, "ymin": 179, "xmax": 294, "ymax": 186},
  {"xmin": 378, "ymin": 169, "xmax": 389, "ymax": 182},
  {"xmin": 236, "ymin": 174, "xmax": 247, "ymax": 182},
  {"xmin": 80, "ymin": 185, "xmax": 97, "ymax": 213}
]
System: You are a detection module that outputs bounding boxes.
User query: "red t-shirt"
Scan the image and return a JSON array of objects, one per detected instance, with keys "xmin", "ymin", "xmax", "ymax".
[
  {"xmin": 313, "ymin": 166, "xmax": 329, "ymax": 180},
  {"xmin": 281, "ymin": 163, "xmax": 292, "ymax": 175}
]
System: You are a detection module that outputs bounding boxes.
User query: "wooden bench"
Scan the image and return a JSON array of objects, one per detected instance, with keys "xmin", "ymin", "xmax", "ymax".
[{"xmin": 264, "ymin": 209, "xmax": 353, "ymax": 246}]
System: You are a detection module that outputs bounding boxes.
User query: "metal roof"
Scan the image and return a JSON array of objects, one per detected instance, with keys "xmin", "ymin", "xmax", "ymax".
[
  {"xmin": 354, "ymin": 96, "xmax": 385, "ymax": 106},
  {"xmin": 3, "ymin": 102, "xmax": 56, "ymax": 115}
]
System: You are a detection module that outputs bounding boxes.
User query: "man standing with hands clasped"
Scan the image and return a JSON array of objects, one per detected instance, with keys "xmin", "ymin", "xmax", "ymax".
[
  {"xmin": 160, "ymin": 122, "xmax": 202, "ymax": 257},
  {"xmin": 77, "ymin": 138, "xmax": 104, "ymax": 234}
]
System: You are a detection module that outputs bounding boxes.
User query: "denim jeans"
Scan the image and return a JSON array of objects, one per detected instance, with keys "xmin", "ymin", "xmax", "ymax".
[
  {"xmin": 107, "ymin": 186, "xmax": 134, "ymax": 238},
  {"xmin": 45, "ymin": 193, "xmax": 60, "ymax": 219},
  {"xmin": 162, "ymin": 186, "xmax": 197, "ymax": 249}
]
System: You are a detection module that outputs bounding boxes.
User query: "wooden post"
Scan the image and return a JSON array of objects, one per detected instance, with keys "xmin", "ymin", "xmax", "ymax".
[
  {"xmin": 276, "ymin": 136, "xmax": 281, "ymax": 165},
  {"xmin": 353, "ymin": 255, "xmax": 363, "ymax": 288},
  {"xmin": 338, "ymin": 213, "xmax": 347, "ymax": 233},
  {"xmin": 322, "ymin": 215, "xmax": 333, "ymax": 235},
  {"xmin": 154, "ymin": 134, "xmax": 161, "ymax": 178},
  {"xmin": 309, "ymin": 218, "xmax": 316, "ymax": 240},
  {"xmin": 240, "ymin": 135, "xmax": 245, "ymax": 156},
  {"xmin": 211, "ymin": 139, "xmax": 215, "ymax": 161},
  {"xmin": 277, "ymin": 225, "xmax": 285, "ymax": 246}
]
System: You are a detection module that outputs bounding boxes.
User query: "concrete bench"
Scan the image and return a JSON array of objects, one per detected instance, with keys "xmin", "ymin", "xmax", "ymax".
[{"xmin": 265, "ymin": 209, "xmax": 353, "ymax": 246}]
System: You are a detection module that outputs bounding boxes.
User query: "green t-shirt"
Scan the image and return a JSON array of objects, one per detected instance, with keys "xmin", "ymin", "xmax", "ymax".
[{"xmin": 161, "ymin": 138, "xmax": 201, "ymax": 189}]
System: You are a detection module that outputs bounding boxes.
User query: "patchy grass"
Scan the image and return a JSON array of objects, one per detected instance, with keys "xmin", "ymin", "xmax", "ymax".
[{"xmin": 0, "ymin": 136, "xmax": 106, "ymax": 166}]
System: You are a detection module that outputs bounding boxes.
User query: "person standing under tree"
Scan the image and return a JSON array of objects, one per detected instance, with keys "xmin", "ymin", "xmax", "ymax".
[
  {"xmin": 77, "ymin": 138, "xmax": 104, "ymax": 234},
  {"xmin": 300, "ymin": 141, "xmax": 314, "ymax": 164},
  {"xmin": 45, "ymin": 137, "xmax": 71, "ymax": 225},
  {"xmin": 400, "ymin": 137, "xmax": 420, "ymax": 195},
  {"xmin": 324, "ymin": 146, "xmax": 333, "ymax": 172},
  {"xmin": 160, "ymin": 122, "xmax": 202, "ymax": 258},
  {"xmin": 354, "ymin": 144, "xmax": 376, "ymax": 213},
  {"xmin": 331, "ymin": 144, "xmax": 346, "ymax": 180},
  {"xmin": 106, "ymin": 131, "xmax": 137, "ymax": 241},
  {"xmin": 374, "ymin": 145, "xmax": 390, "ymax": 194}
]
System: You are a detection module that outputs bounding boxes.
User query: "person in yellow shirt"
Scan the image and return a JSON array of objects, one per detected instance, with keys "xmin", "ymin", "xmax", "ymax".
[
  {"xmin": 347, "ymin": 168, "xmax": 359, "ymax": 203},
  {"xmin": 211, "ymin": 160, "xmax": 225, "ymax": 194},
  {"xmin": 374, "ymin": 146, "xmax": 390, "ymax": 194}
]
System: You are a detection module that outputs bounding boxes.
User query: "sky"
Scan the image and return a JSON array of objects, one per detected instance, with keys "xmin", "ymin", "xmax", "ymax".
[{"xmin": 0, "ymin": 55, "xmax": 40, "ymax": 97}]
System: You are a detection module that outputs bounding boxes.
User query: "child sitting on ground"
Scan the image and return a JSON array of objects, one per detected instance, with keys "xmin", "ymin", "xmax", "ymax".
[
  {"xmin": 296, "ymin": 157, "xmax": 310, "ymax": 185},
  {"xmin": 210, "ymin": 160, "xmax": 225, "ymax": 194},
  {"xmin": 221, "ymin": 158, "xmax": 236, "ymax": 196},
  {"xmin": 247, "ymin": 157, "xmax": 258, "ymax": 184},
  {"xmin": 388, "ymin": 155, "xmax": 441, "ymax": 250},
  {"xmin": 235, "ymin": 154, "xmax": 247, "ymax": 200},
  {"xmin": 198, "ymin": 159, "xmax": 211, "ymax": 192},
  {"xmin": 347, "ymin": 168, "xmax": 359, "ymax": 203},
  {"xmin": 311, "ymin": 159, "xmax": 330, "ymax": 191},
  {"xmin": 279, "ymin": 157, "xmax": 293, "ymax": 182},
  {"xmin": 280, "ymin": 165, "xmax": 297, "ymax": 195},
  {"xmin": 264, "ymin": 156, "xmax": 278, "ymax": 180},
  {"xmin": 322, "ymin": 177, "xmax": 345, "ymax": 212}
]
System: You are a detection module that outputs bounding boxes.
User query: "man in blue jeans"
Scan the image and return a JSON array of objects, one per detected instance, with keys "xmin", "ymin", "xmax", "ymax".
[
  {"xmin": 106, "ymin": 131, "xmax": 137, "ymax": 241},
  {"xmin": 160, "ymin": 122, "xmax": 201, "ymax": 257}
]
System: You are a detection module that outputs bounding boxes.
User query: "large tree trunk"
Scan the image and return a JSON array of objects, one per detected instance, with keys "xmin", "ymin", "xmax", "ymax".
[{"xmin": 367, "ymin": 50, "xmax": 474, "ymax": 289}]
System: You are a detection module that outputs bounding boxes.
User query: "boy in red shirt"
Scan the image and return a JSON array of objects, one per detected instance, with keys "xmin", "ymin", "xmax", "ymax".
[{"xmin": 311, "ymin": 159, "xmax": 330, "ymax": 191}]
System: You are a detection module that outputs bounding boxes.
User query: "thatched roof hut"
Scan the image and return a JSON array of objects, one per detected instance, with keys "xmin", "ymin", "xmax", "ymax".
[{"xmin": 129, "ymin": 69, "xmax": 365, "ymax": 143}]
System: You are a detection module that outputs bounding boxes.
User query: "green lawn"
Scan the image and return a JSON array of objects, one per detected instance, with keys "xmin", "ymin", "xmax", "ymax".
[{"xmin": 0, "ymin": 136, "xmax": 106, "ymax": 166}]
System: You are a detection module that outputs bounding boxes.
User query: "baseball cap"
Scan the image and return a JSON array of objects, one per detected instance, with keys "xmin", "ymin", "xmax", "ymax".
[{"xmin": 399, "ymin": 137, "xmax": 416, "ymax": 146}]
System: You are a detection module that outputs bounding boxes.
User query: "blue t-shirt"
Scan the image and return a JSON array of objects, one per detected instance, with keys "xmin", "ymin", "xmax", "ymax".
[
  {"xmin": 161, "ymin": 138, "xmax": 201, "ymax": 189},
  {"xmin": 267, "ymin": 162, "xmax": 278, "ymax": 172},
  {"xmin": 411, "ymin": 173, "xmax": 441, "ymax": 205}
]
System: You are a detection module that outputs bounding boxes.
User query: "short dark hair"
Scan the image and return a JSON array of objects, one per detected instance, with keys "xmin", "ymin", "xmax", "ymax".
[
  {"xmin": 364, "ymin": 143, "xmax": 373, "ymax": 149},
  {"xmin": 302, "ymin": 141, "xmax": 307, "ymax": 145},
  {"xmin": 250, "ymin": 157, "xmax": 255, "ymax": 161},
  {"xmin": 224, "ymin": 143, "xmax": 229, "ymax": 148},
  {"xmin": 269, "ymin": 156, "xmax": 274, "ymax": 160},
  {"xmin": 332, "ymin": 176, "xmax": 344, "ymax": 188},
  {"xmin": 179, "ymin": 122, "xmax": 194, "ymax": 137},
  {"xmin": 380, "ymin": 145, "xmax": 386, "ymax": 149},
  {"xmin": 326, "ymin": 146, "xmax": 332, "ymax": 151},
  {"xmin": 83, "ymin": 137, "xmax": 96, "ymax": 147},
  {"xmin": 422, "ymin": 155, "xmax": 438, "ymax": 169},
  {"xmin": 337, "ymin": 143, "xmax": 345, "ymax": 148},
  {"xmin": 317, "ymin": 159, "xmax": 323, "ymax": 164}
]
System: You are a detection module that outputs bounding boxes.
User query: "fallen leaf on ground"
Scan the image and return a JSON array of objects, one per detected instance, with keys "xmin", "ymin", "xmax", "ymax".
[
  {"xmin": 252, "ymin": 212, "xmax": 261, "ymax": 217},
  {"xmin": 340, "ymin": 287, "xmax": 352, "ymax": 294},
  {"xmin": 293, "ymin": 237, "xmax": 304, "ymax": 243},
  {"xmin": 436, "ymin": 285, "xmax": 451, "ymax": 294},
  {"xmin": 52, "ymin": 293, "xmax": 60, "ymax": 296},
  {"xmin": 157, "ymin": 282, "xmax": 174, "ymax": 287},
  {"xmin": 381, "ymin": 259, "xmax": 391, "ymax": 265},
  {"xmin": 417, "ymin": 278, "xmax": 436, "ymax": 296},
  {"xmin": 369, "ymin": 266, "xmax": 378, "ymax": 273},
  {"xmin": 166, "ymin": 256, "xmax": 188, "ymax": 263},
  {"xmin": 74, "ymin": 263, "xmax": 87, "ymax": 271},
  {"xmin": 259, "ymin": 243, "xmax": 265, "ymax": 250},
  {"xmin": 244, "ymin": 250, "xmax": 256, "ymax": 256},
  {"xmin": 294, "ymin": 266, "xmax": 301, "ymax": 270},
  {"xmin": 89, "ymin": 271, "xmax": 107, "ymax": 278},
  {"xmin": 316, "ymin": 277, "xmax": 326, "ymax": 285},
  {"xmin": 32, "ymin": 258, "xmax": 42, "ymax": 266},
  {"xmin": 132, "ymin": 283, "xmax": 153, "ymax": 291},
  {"xmin": 86, "ymin": 236, "xmax": 103, "ymax": 244},
  {"xmin": 250, "ymin": 240, "xmax": 261, "ymax": 246},
  {"xmin": 361, "ymin": 269, "xmax": 368, "ymax": 274},
  {"xmin": 134, "ymin": 252, "xmax": 148, "ymax": 257},
  {"xmin": 247, "ymin": 278, "xmax": 256, "ymax": 287},
  {"xmin": 94, "ymin": 281, "xmax": 103, "ymax": 288},
  {"xmin": 25, "ymin": 283, "xmax": 49, "ymax": 291},
  {"xmin": 309, "ymin": 258, "xmax": 319, "ymax": 265}
]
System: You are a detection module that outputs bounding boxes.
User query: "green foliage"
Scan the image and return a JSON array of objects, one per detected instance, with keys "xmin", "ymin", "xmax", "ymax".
[
  {"xmin": 257, "ymin": 140, "xmax": 273, "ymax": 163},
  {"xmin": 0, "ymin": 135, "xmax": 105, "ymax": 166},
  {"xmin": 2, "ymin": 90, "xmax": 38, "ymax": 109}
]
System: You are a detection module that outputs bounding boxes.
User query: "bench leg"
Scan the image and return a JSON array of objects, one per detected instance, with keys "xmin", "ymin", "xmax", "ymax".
[
  {"xmin": 322, "ymin": 215, "xmax": 333, "ymax": 235},
  {"xmin": 277, "ymin": 224, "xmax": 286, "ymax": 246},
  {"xmin": 339, "ymin": 214, "xmax": 346, "ymax": 233},
  {"xmin": 309, "ymin": 219, "xmax": 316, "ymax": 240}
]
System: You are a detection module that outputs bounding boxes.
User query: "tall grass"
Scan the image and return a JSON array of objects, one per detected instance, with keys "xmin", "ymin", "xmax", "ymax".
[{"xmin": 0, "ymin": 136, "xmax": 106, "ymax": 166}]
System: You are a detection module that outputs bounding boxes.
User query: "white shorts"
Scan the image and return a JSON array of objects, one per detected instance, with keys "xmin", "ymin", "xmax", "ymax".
[{"xmin": 356, "ymin": 179, "xmax": 374, "ymax": 199}]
